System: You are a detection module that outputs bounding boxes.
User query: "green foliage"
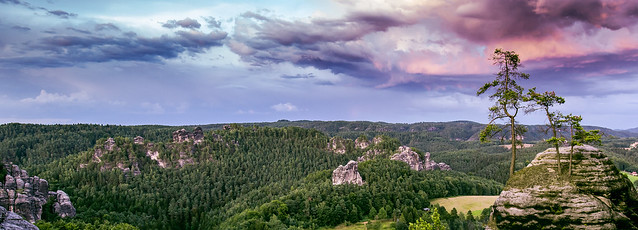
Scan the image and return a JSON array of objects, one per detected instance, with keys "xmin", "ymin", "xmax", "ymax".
[
  {"xmin": 377, "ymin": 207, "xmax": 387, "ymax": 220},
  {"xmin": 477, "ymin": 49, "xmax": 531, "ymax": 178},
  {"xmin": 408, "ymin": 208, "xmax": 445, "ymax": 230},
  {"xmin": 36, "ymin": 219, "xmax": 139, "ymax": 230},
  {"xmin": 526, "ymin": 88, "xmax": 566, "ymax": 173}
]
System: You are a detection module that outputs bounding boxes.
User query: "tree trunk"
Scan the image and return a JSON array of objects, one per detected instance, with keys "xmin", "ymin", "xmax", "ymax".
[
  {"xmin": 510, "ymin": 117, "xmax": 516, "ymax": 177},
  {"xmin": 548, "ymin": 110, "xmax": 560, "ymax": 174}
]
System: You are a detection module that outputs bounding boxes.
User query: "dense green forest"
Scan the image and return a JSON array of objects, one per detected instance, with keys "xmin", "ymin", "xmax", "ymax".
[{"xmin": 1, "ymin": 121, "xmax": 637, "ymax": 229}]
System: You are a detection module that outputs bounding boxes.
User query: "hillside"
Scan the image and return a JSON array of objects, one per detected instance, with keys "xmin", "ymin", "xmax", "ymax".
[{"xmin": 1, "ymin": 122, "xmax": 638, "ymax": 229}]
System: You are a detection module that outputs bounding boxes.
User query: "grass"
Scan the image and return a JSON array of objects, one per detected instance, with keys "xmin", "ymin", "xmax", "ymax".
[
  {"xmin": 322, "ymin": 219, "xmax": 394, "ymax": 230},
  {"xmin": 430, "ymin": 195, "xmax": 499, "ymax": 216},
  {"xmin": 622, "ymin": 171, "xmax": 638, "ymax": 183}
]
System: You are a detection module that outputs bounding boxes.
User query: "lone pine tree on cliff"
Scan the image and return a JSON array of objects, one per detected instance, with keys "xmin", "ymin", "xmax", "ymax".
[
  {"xmin": 477, "ymin": 48, "xmax": 530, "ymax": 178},
  {"xmin": 527, "ymin": 88, "xmax": 565, "ymax": 173}
]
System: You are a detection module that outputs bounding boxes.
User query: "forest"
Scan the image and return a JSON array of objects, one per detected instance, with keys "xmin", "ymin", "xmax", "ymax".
[{"xmin": 1, "ymin": 121, "xmax": 637, "ymax": 229}]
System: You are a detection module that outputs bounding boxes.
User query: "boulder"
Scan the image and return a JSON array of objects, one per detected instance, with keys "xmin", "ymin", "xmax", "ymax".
[
  {"xmin": 390, "ymin": 146, "xmax": 423, "ymax": 171},
  {"xmin": 489, "ymin": 145, "xmax": 638, "ymax": 229},
  {"xmin": 332, "ymin": 160, "xmax": 364, "ymax": 186},
  {"xmin": 423, "ymin": 152, "xmax": 451, "ymax": 171}
]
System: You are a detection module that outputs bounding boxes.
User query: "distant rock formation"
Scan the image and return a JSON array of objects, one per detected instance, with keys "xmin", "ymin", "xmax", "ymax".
[
  {"xmin": 355, "ymin": 137, "xmax": 369, "ymax": 149},
  {"xmin": 357, "ymin": 149, "xmax": 383, "ymax": 162},
  {"xmin": 423, "ymin": 152, "xmax": 451, "ymax": 171},
  {"xmin": 332, "ymin": 160, "xmax": 364, "ymax": 186},
  {"xmin": 389, "ymin": 146, "xmax": 451, "ymax": 171},
  {"xmin": 134, "ymin": 136, "xmax": 144, "ymax": 144},
  {"xmin": 390, "ymin": 146, "xmax": 423, "ymax": 171},
  {"xmin": 172, "ymin": 127, "xmax": 204, "ymax": 144},
  {"xmin": 327, "ymin": 137, "xmax": 347, "ymax": 154},
  {"xmin": 0, "ymin": 206, "xmax": 38, "ymax": 230},
  {"xmin": 488, "ymin": 145, "xmax": 638, "ymax": 229},
  {"xmin": 0, "ymin": 164, "xmax": 76, "ymax": 223}
]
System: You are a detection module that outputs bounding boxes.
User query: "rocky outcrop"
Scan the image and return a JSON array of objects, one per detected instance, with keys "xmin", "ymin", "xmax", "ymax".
[
  {"xmin": 357, "ymin": 149, "xmax": 383, "ymax": 162},
  {"xmin": 327, "ymin": 137, "xmax": 347, "ymax": 154},
  {"xmin": 172, "ymin": 127, "xmax": 204, "ymax": 144},
  {"xmin": 1, "ymin": 164, "xmax": 76, "ymax": 223},
  {"xmin": 134, "ymin": 136, "xmax": 144, "ymax": 144},
  {"xmin": 52, "ymin": 190, "xmax": 76, "ymax": 218},
  {"xmin": 93, "ymin": 137, "xmax": 117, "ymax": 163},
  {"xmin": 332, "ymin": 161, "xmax": 364, "ymax": 186},
  {"xmin": 390, "ymin": 146, "xmax": 423, "ymax": 171},
  {"xmin": 0, "ymin": 206, "xmax": 38, "ymax": 230},
  {"xmin": 489, "ymin": 145, "xmax": 638, "ymax": 229},
  {"xmin": 423, "ymin": 152, "xmax": 451, "ymax": 171},
  {"xmin": 355, "ymin": 137, "xmax": 370, "ymax": 149}
]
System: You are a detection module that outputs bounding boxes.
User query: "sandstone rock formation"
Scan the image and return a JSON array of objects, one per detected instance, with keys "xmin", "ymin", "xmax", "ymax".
[
  {"xmin": 327, "ymin": 137, "xmax": 347, "ymax": 154},
  {"xmin": 355, "ymin": 137, "xmax": 370, "ymax": 149},
  {"xmin": 332, "ymin": 160, "xmax": 364, "ymax": 186},
  {"xmin": 52, "ymin": 190, "xmax": 76, "ymax": 218},
  {"xmin": 0, "ymin": 206, "xmax": 38, "ymax": 230},
  {"xmin": 489, "ymin": 145, "xmax": 638, "ymax": 229},
  {"xmin": 134, "ymin": 136, "xmax": 144, "ymax": 144},
  {"xmin": 172, "ymin": 127, "xmax": 204, "ymax": 144},
  {"xmin": 423, "ymin": 152, "xmax": 451, "ymax": 171},
  {"xmin": 388, "ymin": 146, "xmax": 451, "ymax": 171},
  {"xmin": 357, "ymin": 149, "xmax": 383, "ymax": 162},
  {"xmin": 390, "ymin": 146, "xmax": 423, "ymax": 171},
  {"xmin": 1, "ymin": 164, "xmax": 76, "ymax": 223}
]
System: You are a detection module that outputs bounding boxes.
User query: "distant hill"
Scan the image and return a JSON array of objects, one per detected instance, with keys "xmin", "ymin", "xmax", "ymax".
[
  {"xmin": 200, "ymin": 120, "xmax": 638, "ymax": 141},
  {"xmin": 624, "ymin": 127, "xmax": 638, "ymax": 133}
]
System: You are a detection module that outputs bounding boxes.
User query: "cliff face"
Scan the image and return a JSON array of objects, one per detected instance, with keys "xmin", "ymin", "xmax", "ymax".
[
  {"xmin": 0, "ymin": 206, "xmax": 38, "ymax": 230},
  {"xmin": 489, "ymin": 145, "xmax": 638, "ymax": 229},
  {"xmin": 0, "ymin": 164, "xmax": 76, "ymax": 223}
]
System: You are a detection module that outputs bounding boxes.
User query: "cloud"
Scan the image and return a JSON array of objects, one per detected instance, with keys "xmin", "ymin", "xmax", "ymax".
[
  {"xmin": 20, "ymin": 90, "xmax": 90, "ymax": 104},
  {"xmin": 162, "ymin": 18, "xmax": 202, "ymax": 29},
  {"xmin": 47, "ymin": 10, "xmax": 77, "ymax": 19},
  {"xmin": 203, "ymin": 16, "xmax": 222, "ymax": 29},
  {"xmin": 0, "ymin": 29, "xmax": 227, "ymax": 67},
  {"xmin": 95, "ymin": 23, "xmax": 120, "ymax": 31},
  {"xmin": 281, "ymin": 73, "xmax": 315, "ymax": 79},
  {"xmin": 11, "ymin": 26, "xmax": 30, "ymax": 31},
  {"xmin": 271, "ymin": 102, "xmax": 298, "ymax": 112}
]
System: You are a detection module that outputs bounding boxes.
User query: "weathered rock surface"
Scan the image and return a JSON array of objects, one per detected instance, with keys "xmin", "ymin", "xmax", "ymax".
[
  {"xmin": 0, "ymin": 206, "xmax": 38, "ymax": 230},
  {"xmin": 53, "ymin": 190, "xmax": 76, "ymax": 218},
  {"xmin": 1, "ymin": 163, "xmax": 76, "ymax": 223},
  {"xmin": 489, "ymin": 145, "xmax": 638, "ymax": 229},
  {"xmin": 390, "ymin": 146, "xmax": 423, "ymax": 171},
  {"xmin": 332, "ymin": 160, "xmax": 364, "ymax": 186},
  {"xmin": 134, "ymin": 136, "xmax": 144, "ymax": 144}
]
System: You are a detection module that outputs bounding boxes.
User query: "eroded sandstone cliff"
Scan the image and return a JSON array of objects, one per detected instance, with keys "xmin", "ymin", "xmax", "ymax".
[{"xmin": 489, "ymin": 145, "xmax": 638, "ymax": 229}]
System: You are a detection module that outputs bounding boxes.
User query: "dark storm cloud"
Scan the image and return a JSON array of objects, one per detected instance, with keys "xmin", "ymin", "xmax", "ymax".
[
  {"xmin": 162, "ymin": 18, "xmax": 202, "ymax": 29},
  {"xmin": 95, "ymin": 23, "xmax": 120, "ymax": 32},
  {"xmin": 447, "ymin": 0, "xmax": 638, "ymax": 42},
  {"xmin": 1, "ymin": 30, "xmax": 227, "ymax": 67},
  {"xmin": 203, "ymin": 16, "xmax": 222, "ymax": 29},
  {"xmin": 229, "ymin": 11, "xmax": 413, "ymax": 83},
  {"xmin": 47, "ymin": 10, "xmax": 77, "ymax": 19},
  {"xmin": 239, "ymin": 11, "xmax": 408, "ymax": 46}
]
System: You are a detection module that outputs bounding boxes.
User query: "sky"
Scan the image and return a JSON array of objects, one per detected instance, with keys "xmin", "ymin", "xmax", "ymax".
[{"xmin": 1, "ymin": 0, "xmax": 638, "ymax": 129}]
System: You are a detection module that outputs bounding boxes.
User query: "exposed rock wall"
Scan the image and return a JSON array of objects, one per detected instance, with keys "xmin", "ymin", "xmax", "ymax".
[
  {"xmin": 332, "ymin": 161, "xmax": 364, "ymax": 186},
  {"xmin": 1, "ymin": 164, "xmax": 76, "ymax": 223},
  {"xmin": 489, "ymin": 145, "xmax": 638, "ymax": 229},
  {"xmin": 0, "ymin": 206, "xmax": 38, "ymax": 230}
]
